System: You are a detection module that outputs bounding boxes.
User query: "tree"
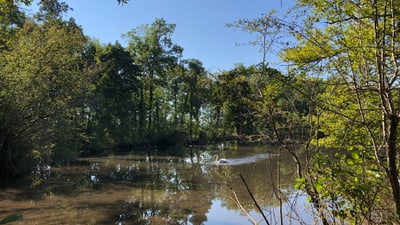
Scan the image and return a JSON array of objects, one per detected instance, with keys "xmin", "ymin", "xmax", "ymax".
[
  {"xmin": 0, "ymin": 0, "xmax": 27, "ymax": 51},
  {"xmin": 0, "ymin": 15, "xmax": 87, "ymax": 181},
  {"xmin": 277, "ymin": 0, "xmax": 400, "ymax": 223},
  {"xmin": 0, "ymin": 0, "xmax": 132, "ymax": 183},
  {"xmin": 85, "ymin": 42, "xmax": 141, "ymax": 149},
  {"xmin": 179, "ymin": 59, "xmax": 208, "ymax": 139},
  {"xmin": 214, "ymin": 65, "xmax": 257, "ymax": 136},
  {"xmin": 35, "ymin": 0, "xmax": 70, "ymax": 21},
  {"xmin": 227, "ymin": 10, "xmax": 284, "ymax": 69},
  {"xmin": 124, "ymin": 18, "xmax": 183, "ymax": 135}
]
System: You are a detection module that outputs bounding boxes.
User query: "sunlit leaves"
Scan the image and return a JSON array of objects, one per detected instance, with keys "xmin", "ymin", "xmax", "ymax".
[
  {"xmin": 0, "ymin": 17, "xmax": 87, "ymax": 176},
  {"xmin": 2, "ymin": 19, "xmax": 83, "ymax": 116},
  {"xmin": 276, "ymin": 0, "xmax": 400, "ymax": 222},
  {"xmin": 283, "ymin": 28, "xmax": 339, "ymax": 62}
]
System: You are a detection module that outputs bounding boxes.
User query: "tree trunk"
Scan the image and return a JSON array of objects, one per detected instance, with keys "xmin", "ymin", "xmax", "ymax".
[
  {"xmin": 0, "ymin": 136, "xmax": 21, "ymax": 184},
  {"xmin": 139, "ymin": 87, "xmax": 145, "ymax": 133},
  {"xmin": 148, "ymin": 81, "xmax": 153, "ymax": 130},
  {"xmin": 387, "ymin": 114, "xmax": 400, "ymax": 220}
]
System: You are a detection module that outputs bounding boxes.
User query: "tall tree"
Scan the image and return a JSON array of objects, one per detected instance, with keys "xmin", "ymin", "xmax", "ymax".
[
  {"xmin": 124, "ymin": 18, "xmax": 182, "ymax": 134},
  {"xmin": 85, "ymin": 42, "xmax": 141, "ymax": 149},
  {"xmin": 214, "ymin": 65, "xmax": 257, "ymax": 136},
  {"xmin": 35, "ymin": 0, "xmax": 70, "ymax": 21},
  {"xmin": 180, "ymin": 59, "xmax": 209, "ymax": 139}
]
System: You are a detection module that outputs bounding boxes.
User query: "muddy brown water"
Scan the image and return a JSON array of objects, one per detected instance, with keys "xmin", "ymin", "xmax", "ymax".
[{"xmin": 0, "ymin": 145, "xmax": 313, "ymax": 225}]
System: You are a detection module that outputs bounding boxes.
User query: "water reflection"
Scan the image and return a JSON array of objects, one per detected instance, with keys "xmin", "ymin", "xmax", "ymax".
[
  {"xmin": 6, "ymin": 145, "xmax": 312, "ymax": 225},
  {"xmin": 88, "ymin": 147, "xmax": 299, "ymax": 224}
]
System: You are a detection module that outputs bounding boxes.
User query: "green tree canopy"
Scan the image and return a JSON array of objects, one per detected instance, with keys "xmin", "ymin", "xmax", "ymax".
[
  {"xmin": 124, "ymin": 18, "xmax": 183, "ymax": 133},
  {"xmin": 0, "ymin": 15, "xmax": 87, "ymax": 180},
  {"xmin": 277, "ymin": 0, "xmax": 400, "ymax": 222}
]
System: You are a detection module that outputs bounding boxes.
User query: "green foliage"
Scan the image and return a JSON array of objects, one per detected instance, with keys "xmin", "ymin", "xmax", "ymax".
[
  {"xmin": 310, "ymin": 75, "xmax": 380, "ymax": 150},
  {"xmin": 0, "ymin": 12, "xmax": 87, "ymax": 181},
  {"xmin": 300, "ymin": 150, "xmax": 384, "ymax": 223},
  {"xmin": 35, "ymin": 0, "xmax": 71, "ymax": 21},
  {"xmin": 84, "ymin": 42, "xmax": 141, "ymax": 149},
  {"xmin": 213, "ymin": 65, "xmax": 257, "ymax": 135},
  {"xmin": 82, "ymin": 20, "xmax": 211, "ymax": 148},
  {"xmin": 176, "ymin": 59, "xmax": 209, "ymax": 139},
  {"xmin": 0, "ymin": 0, "xmax": 27, "ymax": 51},
  {"xmin": 279, "ymin": 0, "xmax": 400, "ymax": 223},
  {"xmin": 124, "ymin": 18, "xmax": 183, "ymax": 135},
  {"xmin": 227, "ymin": 0, "xmax": 400, "ymax": 222}
]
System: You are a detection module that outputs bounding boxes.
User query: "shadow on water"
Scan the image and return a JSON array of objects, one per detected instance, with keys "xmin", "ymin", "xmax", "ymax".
[{"xmin": 0, "ymin": 145, "xmax": 313, "ymax": 225}]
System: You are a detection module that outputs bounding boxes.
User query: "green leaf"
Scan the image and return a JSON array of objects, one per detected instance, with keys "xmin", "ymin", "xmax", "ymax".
[
  {"xmin": 315, "ymin": 182, "xmax": 323, "ymax": 192},
  {"xmin": 351, "ymin": 152, "xmax": 360, "ymax": 160},
  {"xmin": 294, "ymin": 177, "xmax": 306, "ymax": 189}
]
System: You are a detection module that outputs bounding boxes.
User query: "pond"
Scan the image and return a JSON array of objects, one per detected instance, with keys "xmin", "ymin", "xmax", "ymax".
[{"xmin": 0, "ymin": 144, "xmax": 315, "ymax": 225}]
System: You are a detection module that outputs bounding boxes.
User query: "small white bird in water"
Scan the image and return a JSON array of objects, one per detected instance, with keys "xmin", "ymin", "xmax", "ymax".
[{"xmin": 215, "ymin": 155, "xmax": 228, "ymax": 164}]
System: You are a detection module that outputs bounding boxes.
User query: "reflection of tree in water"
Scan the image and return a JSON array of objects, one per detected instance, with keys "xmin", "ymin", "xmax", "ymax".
[
  {"xmin": 103, "ymin": 147, "xmax": 300, "ymax": 224},
  {"xmin": 98, "ymin": 152, "xmax": 217, "ymax": 224},
  {"xmin": 210, "ymin": 149, "xmax": 299, "ymax": 221},
  {"xmin": 28, "ymin": 146, "xmax": 301, "ymax": 224}
]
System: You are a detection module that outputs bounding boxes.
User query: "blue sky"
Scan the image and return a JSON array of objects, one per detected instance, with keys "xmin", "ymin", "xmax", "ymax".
[{"xmin": 30, "ymin": 0, "xmax": 294, "ymax": 72}]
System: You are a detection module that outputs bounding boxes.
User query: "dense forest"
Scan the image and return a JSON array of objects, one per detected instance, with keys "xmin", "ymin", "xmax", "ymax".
[{"xmin": 2, "ymin": 0, "xmax": 400, "ymax": 224}]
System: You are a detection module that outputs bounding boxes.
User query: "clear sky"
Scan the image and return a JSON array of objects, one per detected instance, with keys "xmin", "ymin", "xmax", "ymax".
[{"xmin": 30, "ymin": 0, "xmax": 294, "ymax": 72}]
